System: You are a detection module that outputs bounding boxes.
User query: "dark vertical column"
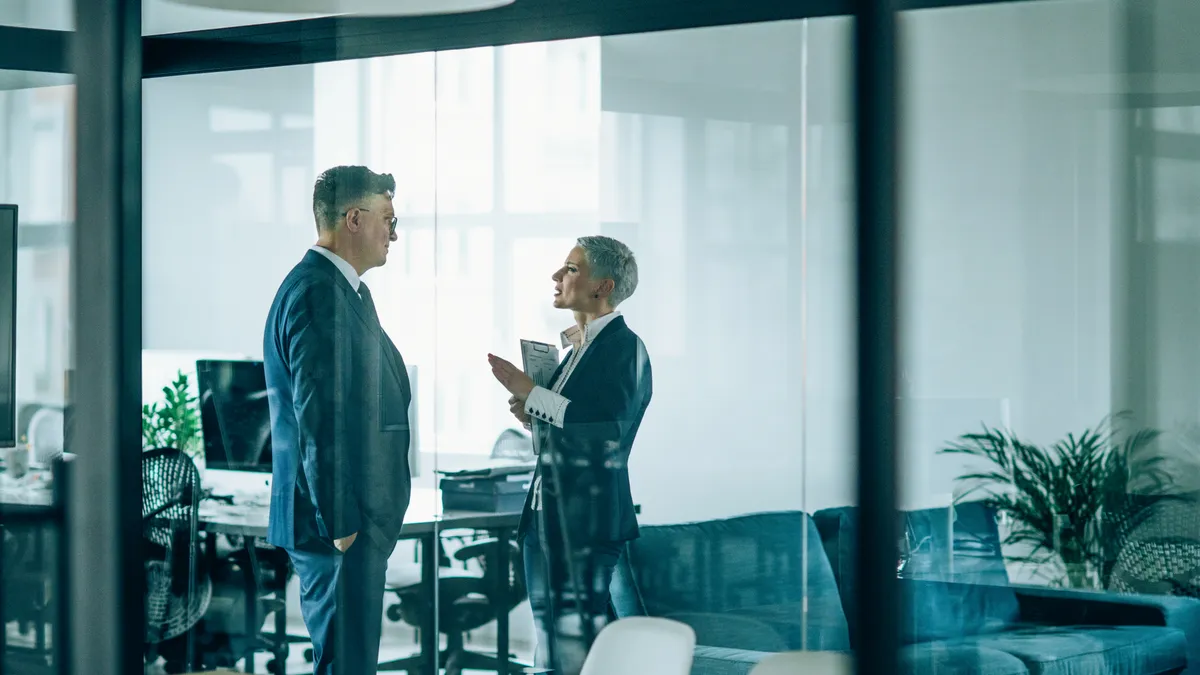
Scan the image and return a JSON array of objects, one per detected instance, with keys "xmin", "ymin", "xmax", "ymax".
[
  {"xmin": 853, "ymin": 0, "xmax": 900, "ymax": 672},
  {"xmin": 68, "ymin": 1, "xmax": 143, "ymax": 674},
  {"xmin": 1112, "ymin": 2, "xmax": 1155, "ymax": 431}
]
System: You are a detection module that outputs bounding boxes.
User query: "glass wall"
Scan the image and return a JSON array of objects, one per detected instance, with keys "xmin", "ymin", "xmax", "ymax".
[
  {"xmin": 140, "ymin": 17, "xmax": 856, "ymax": 671},
  {"xmin": 897, "ymin": 0, "xmax": 1124, "ymax": 586},
  {"xmin": 892, "ymin": 0, "xmax": 1200, "ymax": 673},
  {"xmin": 130, "ymin": 1, "xmax": 1200, "ymax": 673},
  {"xmin": 0, "ymin": 73, "xmax": 72, "ymax": 673}
]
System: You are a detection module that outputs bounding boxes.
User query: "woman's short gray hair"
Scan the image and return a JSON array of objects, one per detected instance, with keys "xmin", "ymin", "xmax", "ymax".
[{"xmin": 577, "ymin": 235, "xmax": 639, "ymax": 307}]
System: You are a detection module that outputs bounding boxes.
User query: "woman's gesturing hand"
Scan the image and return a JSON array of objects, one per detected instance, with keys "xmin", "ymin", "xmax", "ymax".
[{"xmin": 488, "ymin": 353, "xmax": 535, "ymax": 401}]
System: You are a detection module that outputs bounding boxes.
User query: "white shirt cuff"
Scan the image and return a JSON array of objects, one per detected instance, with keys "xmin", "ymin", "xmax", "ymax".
[{"xmin": 525, "ymin": 386, "xmax": 570, "ymax": 429}]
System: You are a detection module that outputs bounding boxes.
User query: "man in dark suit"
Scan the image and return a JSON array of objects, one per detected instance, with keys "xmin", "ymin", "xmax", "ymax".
[
  {"xmin": 489, "ymin": 236, "xmax": 652, "ymax": 674},
  {"xmin": 263, "ymin": 165, "xmax": 412, "ymax": 675}
]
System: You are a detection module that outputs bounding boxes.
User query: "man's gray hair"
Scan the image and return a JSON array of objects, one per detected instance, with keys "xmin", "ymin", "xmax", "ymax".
[
  {"xmin": 577, "ymin": 235, "xmax": 639, "ymax": 307},
  {"xmin": 312, "ymin": 165, "xmax": 396, "ymax": 233}
]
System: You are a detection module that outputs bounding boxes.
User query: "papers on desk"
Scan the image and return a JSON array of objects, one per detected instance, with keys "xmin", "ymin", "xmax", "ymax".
[
  {"xmin": 436, "ymin": 459, "xmax": 534, "ymax": 480},
  {"xmin": 520, "ymin": 339, "xmax": 560, "ymax": 388}
]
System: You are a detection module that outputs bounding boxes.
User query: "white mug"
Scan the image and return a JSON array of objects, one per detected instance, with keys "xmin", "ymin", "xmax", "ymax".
[{"xmin": 5, "ymin": 445, "xmax": 30, "ymax": 479}]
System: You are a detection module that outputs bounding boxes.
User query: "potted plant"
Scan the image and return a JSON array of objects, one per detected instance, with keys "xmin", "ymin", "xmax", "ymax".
[
  {"xmin": 940, "ymin": 413, "xmax": 1169, "ymax": 589},
  {"xmin": 142, "ymin": 370, "xmax": 202, "ymax": 461}
]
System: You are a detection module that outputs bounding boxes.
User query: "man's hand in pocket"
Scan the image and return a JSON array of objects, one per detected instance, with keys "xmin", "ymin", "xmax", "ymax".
[{"xmin": 334, "ymin": 532, "xmax": 358, "ymax": 553}]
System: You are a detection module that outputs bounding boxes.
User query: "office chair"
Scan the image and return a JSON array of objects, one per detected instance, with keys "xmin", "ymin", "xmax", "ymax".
[
  {"xmin": 2, "ymin": 521, "xmax": 52, "ymax": 658},
  {"xmin": 194, "ymin": 538, "xmax": 294, "ymax": 673},
  {"xmin": 382, "ymin": 534, "xmax": 529, "ymax": 674},
  {"xmin": 491, "ymin": 427, "xmax": 535, "ymax": 462},
  {"xmin": 142, "ymin": 447, "xmax": 212, "ymax": 674},
  {"xmin": 580, "ymin": 617, "xmax": 696, "ymax": 675},
  {"xmin": 26, "ymin": 406, "xmax": 64, "ymax": 464}
]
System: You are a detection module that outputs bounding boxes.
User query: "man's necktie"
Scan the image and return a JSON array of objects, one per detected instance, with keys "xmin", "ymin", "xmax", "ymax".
[{"xmin": 358, "ymin": 282, "xmax": 381, "ymax": 327}]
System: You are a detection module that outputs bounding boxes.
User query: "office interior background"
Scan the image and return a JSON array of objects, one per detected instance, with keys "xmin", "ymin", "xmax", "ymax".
[{"xmin": 3, "ymin": 0, "xmax": 1200, "ymax": 673}]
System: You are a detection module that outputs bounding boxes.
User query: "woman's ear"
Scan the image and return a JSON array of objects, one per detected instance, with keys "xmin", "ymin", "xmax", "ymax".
[{"xmin": 597, "ymin": 278, "xmax": 616, "ymax": 298}]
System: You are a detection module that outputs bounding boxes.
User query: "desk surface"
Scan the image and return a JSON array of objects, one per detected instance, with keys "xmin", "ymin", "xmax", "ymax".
[
  {"xmin": 199, "ymin": 487, "xmax": 521, "ymax": 537},
  {"xmin": 0, "ymin": 478, "xmax": 520, "ymax": 538},
  {"xmin": 0, "ymin": 472, "xmax": 54, "ymax": 510}
]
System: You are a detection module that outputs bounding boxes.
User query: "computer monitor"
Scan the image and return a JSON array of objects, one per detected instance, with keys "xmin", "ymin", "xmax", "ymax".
[
  {"xmin": 197, "ymin": 359, "xmax": 272, "ymax": 473},
  {"xmin": 196, "ymin": 360, "xmax": 420, "ymax": 476},
  {"xmin": 0, "ymin": 206, "xmax": 17, "ymax": 448}
]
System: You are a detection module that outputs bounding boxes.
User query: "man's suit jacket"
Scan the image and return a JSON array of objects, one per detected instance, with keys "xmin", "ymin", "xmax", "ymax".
[
  {"xmin": 264, "ymin": 250, "xmax": 412, "ymax": 552},
  {"xmin": 517, "ymin": 315, "xmax": 652, "ymax": 549}
]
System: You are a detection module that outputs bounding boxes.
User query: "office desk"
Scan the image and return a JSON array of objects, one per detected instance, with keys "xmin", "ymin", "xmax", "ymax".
[
  {"xmin": 198, "ymin": 487, "xmax": 520, "ymax": 538},
  {"xmin": 199, "ymin": 487, "xmax": 524, "ymax": 675},
  {"xmin": 1, "ymin": 479, "xmax": 524, "ymax": 675},
  {"xmin": 0, "ymin": 472, "xmax": 59, "ymax": 669}
]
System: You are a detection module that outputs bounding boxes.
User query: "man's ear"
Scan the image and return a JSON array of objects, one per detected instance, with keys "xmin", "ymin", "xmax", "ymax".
[{"xmin": 345, "ymin": 208, "xmax": 362, "ymax": 233}]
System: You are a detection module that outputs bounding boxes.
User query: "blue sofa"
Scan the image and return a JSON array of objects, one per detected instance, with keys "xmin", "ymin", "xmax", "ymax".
[{"xmin": 610, "ymin": 505, "xmax": 1200, "ymax": 675}]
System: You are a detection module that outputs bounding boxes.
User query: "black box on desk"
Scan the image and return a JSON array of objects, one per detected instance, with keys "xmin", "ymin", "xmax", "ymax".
[{"xmin": 440, "ymin": 474, "xmax": 532, "ymax": 513}]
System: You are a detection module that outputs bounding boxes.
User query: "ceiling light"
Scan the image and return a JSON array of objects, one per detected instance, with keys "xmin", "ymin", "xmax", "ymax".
[{"xmin": 160, "ymin": 0, "xmax": 514, "ymax": 16}]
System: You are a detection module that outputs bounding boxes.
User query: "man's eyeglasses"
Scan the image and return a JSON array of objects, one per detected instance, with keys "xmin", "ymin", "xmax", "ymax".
[{"xmin": 345, "ymin": 207, "xmax": 398, "ymax": 235}]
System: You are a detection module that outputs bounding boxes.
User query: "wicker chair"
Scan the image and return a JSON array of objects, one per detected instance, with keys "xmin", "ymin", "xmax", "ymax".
[{"xmin": 142, "ymin": 447, "xmax": 212, "ymax": 673}]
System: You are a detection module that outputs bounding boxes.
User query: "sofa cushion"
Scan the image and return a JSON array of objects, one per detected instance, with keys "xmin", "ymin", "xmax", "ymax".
[
  {"xmin": 901, "ymin": 643, "xmax": 1030, "ymax": 675},
  {"xmin": 961, "ymin": 625, "xmax": 1187, "ymax": 675},
  {"xmin": 690, "ymin": 646, "xmax": 773, "ymax": 675},
  {"xmin": 618, "ymin": 511, "xmax": 851, "ymax": 652},
  {"xmin": 903, "ymin": 579, "xmax": 1021, "ymax": 644},
  {"xmin": 1013, "ymin": 585, "xmax": 1200, "ymax": 675},
  {"xmin": 814, "ymin": 502, "xmax": 1020, "ymax": 645}
]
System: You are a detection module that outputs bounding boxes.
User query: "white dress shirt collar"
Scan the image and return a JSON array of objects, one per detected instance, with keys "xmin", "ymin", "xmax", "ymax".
[
  {"xmin": 310, "ymin": 245, "xmax": 360, "ymax": 292},
  {"xmin": 560, "ymin": 310, "xmax": 622, "ymax": 349}
]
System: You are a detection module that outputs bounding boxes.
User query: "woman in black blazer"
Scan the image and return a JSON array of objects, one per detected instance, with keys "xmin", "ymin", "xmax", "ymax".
[{"xmin": 488, "ymin": 235, "xmax": 653, "ymax": 675}]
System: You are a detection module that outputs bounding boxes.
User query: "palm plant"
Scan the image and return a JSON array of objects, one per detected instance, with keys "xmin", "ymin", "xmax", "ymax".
[{"xmin": 940, "ymin": 414, "xmax": 1167, "ymax": 589}]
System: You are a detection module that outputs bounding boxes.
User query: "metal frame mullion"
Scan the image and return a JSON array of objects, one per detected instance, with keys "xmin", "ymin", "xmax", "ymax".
[
  {"xmin": 69, "ymin": 1, "xmax": 143, "ymax": 674},
  {"xmin": 853, "ymin": 0, "xmax": 901, "ymax": 671}
]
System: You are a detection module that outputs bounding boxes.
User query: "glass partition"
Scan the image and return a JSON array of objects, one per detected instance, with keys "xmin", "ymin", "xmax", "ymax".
[
  {"xmin": 892, "ymin": 0, "xmax": 1200, "ymax": 671},
  {"xmin": 139, "ymin": 17, "xmax": 856, "ymax": 670},
  {"xmin": 0, "ymin": 74, "xmax": 72, "ymax": 674},
  {"xmin": 590, "ymin": 18, "xmax": 856, "ymax": 667}
]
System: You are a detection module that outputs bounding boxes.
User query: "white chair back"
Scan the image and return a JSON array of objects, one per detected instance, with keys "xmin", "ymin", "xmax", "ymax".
[
  {"xmin": 28, "ymin": 406, "xmax": 64, "ymax": 464},
  {"xmin": 580, "ymin": 617, "xmax": 696, "ymax": 675},
  {"xmin": 749, "ymin": 651, "xmax": 854, "ymax": 675}
]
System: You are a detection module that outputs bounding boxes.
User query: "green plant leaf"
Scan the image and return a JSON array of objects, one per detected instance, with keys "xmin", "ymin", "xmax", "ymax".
[
  {"xmin": 940, "ymin": 412, "xmax": 1166, "ymax": 589},
  {"xmin": 142, "ymin": 369, "xmax": 202, "ymax": 457}
]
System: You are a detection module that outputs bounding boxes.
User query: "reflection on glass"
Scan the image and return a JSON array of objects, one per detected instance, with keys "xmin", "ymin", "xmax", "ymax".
[
  {"xmin": 502, "ymin": 41, "xmax": 600, "ymax": 213},
  {"xmin": 888, "ymin": 2, "xmax": 1200, "ymax": 674},
  {"xmin": 0, "ymin": 75, "xmax": 72, "ymax": 675},
  {"xmin": 589, "ymin": 16, "xmax": 858, "ymax": 673},
  {"xmin": 138, "ymin": 18, "xmax": 851, "ymax": 673}
]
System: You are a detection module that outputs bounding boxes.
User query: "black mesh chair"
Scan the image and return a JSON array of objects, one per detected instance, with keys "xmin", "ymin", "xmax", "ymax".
[
  {"xmin": 381, "ymin": 536, "xmax": 528, "ymax": 674},
  {"xmin": 195, "ymin": 533, "xmax": 294, "ymax": 673},
  {"xmin": 142, "ymin": 447, "xmax": 212, "ymax": 673},
  {"xmin": 380, "ymin": 428, "xmax": 533, "ymax": 673}
]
